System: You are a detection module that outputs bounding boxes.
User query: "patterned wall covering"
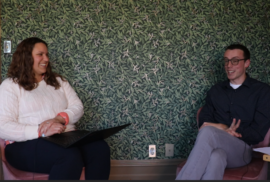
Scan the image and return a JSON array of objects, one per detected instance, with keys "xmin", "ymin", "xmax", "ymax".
[{"xmin": 1, "ymin": 0, "xmax": 270, "ymax": 160}]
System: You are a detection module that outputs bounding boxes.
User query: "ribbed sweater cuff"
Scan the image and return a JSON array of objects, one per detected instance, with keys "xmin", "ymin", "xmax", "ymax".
[{"xmin": 64, "ymin": 110, "xmax": 73, "ymax": 124}]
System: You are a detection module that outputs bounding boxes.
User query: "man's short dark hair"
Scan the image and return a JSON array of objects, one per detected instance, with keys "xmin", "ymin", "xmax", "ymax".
[{"xmin": 225, "ymin": 44, "xmax": 250, "ymax": 60}]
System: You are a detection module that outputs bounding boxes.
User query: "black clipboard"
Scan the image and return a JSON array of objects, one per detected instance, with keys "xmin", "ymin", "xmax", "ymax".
[{"xmin": 41, "ymin": 123, "xmax": 131, "ymax": 148}]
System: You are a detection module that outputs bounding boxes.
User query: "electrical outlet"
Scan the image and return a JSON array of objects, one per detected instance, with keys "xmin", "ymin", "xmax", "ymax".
[
  {"xmin": 149, "ymin": 145, "xmax": 156, "ymax": 157},
  {"xmin": 165, "ymin": 144, "xmax": 174, "ymax": 157},
  {"xmin": 4, "ymin": 40, "xmax": 11, "ymax": 53}
]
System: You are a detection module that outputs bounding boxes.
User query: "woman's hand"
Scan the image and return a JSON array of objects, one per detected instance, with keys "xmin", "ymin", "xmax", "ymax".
[
  {"xmin": 38, "ymin": 115, "xmax": 66, "ymax": 137},
  {"xmin": 43, "ymin": 122, "xmax": 66, "ymax": 137},
  {"xmin": 225, "ymin": 118, "xmax": 242, "ymax": 138},
  {"xmin": 199, "ymin": 122, "xmax": 228, "ymax": 131}
]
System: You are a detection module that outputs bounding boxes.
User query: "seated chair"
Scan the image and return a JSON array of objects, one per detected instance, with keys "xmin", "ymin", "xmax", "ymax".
[
  {"xmin": 0, "ymin": 138, "xmax": 85, "ymax": 180},
  {"xmin": 176, "ymin": 107, "xmax": 270, "ymax": 180}
]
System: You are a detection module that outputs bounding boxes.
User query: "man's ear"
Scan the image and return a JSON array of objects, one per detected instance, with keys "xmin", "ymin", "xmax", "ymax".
[{"xmin": 244, "ymin": 59, "xmax": 250, "ymax": 68}]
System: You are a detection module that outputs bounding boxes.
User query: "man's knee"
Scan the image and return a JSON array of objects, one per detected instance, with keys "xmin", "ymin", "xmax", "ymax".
[
  {"xmin": 211, "ymin": 149, "xmax": 226, "ymax": 162},
  {"xmin": 196, "ymin": 126, "xmax": 219, "ymax": 142}
]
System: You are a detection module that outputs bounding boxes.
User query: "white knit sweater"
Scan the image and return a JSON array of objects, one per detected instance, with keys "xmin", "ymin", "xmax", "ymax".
[{"xmin": 0, "ymin": 77, "xmax": 84, "ymax": 142}]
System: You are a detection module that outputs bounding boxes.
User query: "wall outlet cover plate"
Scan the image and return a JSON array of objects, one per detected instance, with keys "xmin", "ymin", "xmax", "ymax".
[
  {"xmin": 4, "ymin": 40, "xmax": 11, "ymax": 53},
  {"xmin": 149, "ymin": 145, "xmax": 156, "ymax": 157},
  {"xmin": 165, "ymin": 143, "xmax": 174, "ymax": 157}
]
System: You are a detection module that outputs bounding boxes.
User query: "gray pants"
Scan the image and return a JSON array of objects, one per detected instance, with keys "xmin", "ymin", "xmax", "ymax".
[{"xmin": 175, "ymin": 126, "xmax": 252, "ymax": 180}]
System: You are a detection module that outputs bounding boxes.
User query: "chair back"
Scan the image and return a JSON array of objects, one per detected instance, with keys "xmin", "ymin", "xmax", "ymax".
[
  {"xmin": 196, "ymin": 107, "xmax": 203, "ymax": 128},
  {"xmin": 0, "ymin": 138, "xmax": 6, "ymax": 162}
]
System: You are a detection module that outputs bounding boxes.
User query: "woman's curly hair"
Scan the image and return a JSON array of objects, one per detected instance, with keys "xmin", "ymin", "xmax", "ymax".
[{"xmin": 7, "ymin": 37, "xmax": 65, "ymax": 91}]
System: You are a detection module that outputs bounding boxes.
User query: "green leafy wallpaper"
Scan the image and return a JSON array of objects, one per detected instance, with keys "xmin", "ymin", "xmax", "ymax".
[{"xmin": 1, "ymin": 0, "xmax": 270, "ymax": 160}]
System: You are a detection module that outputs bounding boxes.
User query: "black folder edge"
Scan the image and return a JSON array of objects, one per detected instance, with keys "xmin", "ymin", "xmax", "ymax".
[{"xmin": 42, "ymin": 123, "xmax": 131, "ymax": 148}]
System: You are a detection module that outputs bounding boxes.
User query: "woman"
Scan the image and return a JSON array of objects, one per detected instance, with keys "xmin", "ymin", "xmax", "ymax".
[{"xmin": 0, "ymin": 37, "xmax": 110, "ymax": 180}]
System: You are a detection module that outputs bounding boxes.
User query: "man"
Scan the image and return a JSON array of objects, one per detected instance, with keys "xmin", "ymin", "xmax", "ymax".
[{"xmin": 176, "ymin": 44, "xmax": 270, "ymax": 180}]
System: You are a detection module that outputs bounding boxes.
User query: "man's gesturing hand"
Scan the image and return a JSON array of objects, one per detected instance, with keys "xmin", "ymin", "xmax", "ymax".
[{"xmin": 226, "ymin": 118, "xmax": 242, "ymax": 138}]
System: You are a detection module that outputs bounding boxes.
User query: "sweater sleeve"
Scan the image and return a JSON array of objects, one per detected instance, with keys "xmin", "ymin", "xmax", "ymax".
[
  {"xmin": 59, "ymin": 78, "xmax": 84, "ymax": 125},
  {"xmin": 0, "ymin": 79, "xmax": 39, "ymax": 141}
]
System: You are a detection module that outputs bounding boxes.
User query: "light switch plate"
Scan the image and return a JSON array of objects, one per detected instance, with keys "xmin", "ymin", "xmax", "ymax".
[
  {"xmin": 165, "ymin": 143, "xmax": 174, "ymax": 157},
  {"xmin": 149, "ymin": 145, "xmax": 156, "ymax": 157}
]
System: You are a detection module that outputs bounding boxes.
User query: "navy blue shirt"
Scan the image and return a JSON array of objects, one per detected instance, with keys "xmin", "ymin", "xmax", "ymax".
[{"xmin": 199, "ymin": 74, "xmax": 270, "ymax": 145}]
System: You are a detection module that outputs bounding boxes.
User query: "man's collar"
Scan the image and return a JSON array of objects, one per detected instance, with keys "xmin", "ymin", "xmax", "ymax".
[{"xmin": 223, "ymin": 73, "xmax": 251, "ymax": 89}]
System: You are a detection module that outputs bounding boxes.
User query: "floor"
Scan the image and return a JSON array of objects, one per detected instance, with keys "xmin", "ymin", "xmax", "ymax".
[{"xmin": 0, "ymin": 161, "xmax": 269, "ymax": 180}]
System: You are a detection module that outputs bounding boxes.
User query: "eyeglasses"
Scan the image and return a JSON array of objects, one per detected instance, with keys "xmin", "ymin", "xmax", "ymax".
[{"xmin": 223, "ymin": 58, "xmax": 246, "ymax": 66}]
